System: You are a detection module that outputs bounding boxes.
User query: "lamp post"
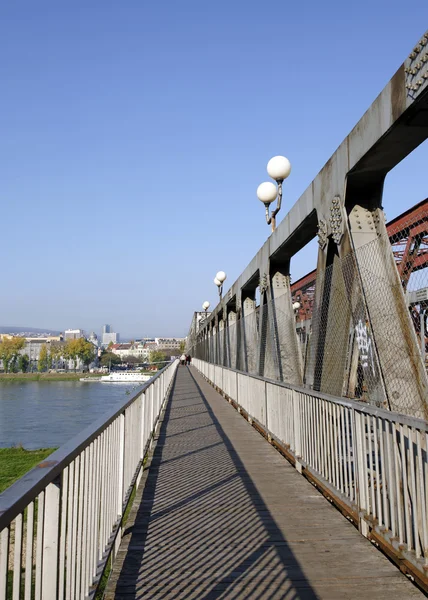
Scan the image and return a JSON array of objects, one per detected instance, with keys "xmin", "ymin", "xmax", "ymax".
[
  {"xmin": 214, "ymin": 271, "xmax": 227, "ymax": 300},
  {"xmin": 202, "ymin": 301, "xmax": 210, "ymax": 324},
  {"xmin": 257, "ymin": 155, "xmax": 291, "ymax": 232}
]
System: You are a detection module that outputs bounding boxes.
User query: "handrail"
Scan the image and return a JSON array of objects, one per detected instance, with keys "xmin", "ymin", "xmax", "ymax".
[
  {"xmin": 193, "ymin": 358, "xmax": 428, "ymax": 591},
  {"xmin": 0, "ymin": 361, "xmax": 173, "ymax": 528},
  {"xmin": 197, "ymin": 362, "xmax": 428, "ymax": 432},
  {"xmin": 0, "ymin": 359, "xmax": 179, "ymax": 600}
]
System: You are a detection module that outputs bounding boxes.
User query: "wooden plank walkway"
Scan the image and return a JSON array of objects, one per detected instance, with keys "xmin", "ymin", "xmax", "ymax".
[{"xmin": 105, "ymin": 366, "xmax": 425, "ymax": 599}]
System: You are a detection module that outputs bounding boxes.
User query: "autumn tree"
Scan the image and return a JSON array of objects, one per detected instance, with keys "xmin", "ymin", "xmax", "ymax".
[
  {"xmin": 100, "ymin": 352, "xmax": 121, "ymax": 368},
  {"xmin": 50, "ymin": 343, "xmax": 63, "ymax": 370},
  {"xmin": 18, "ymin": 354, "xmax": 29, "ymax": 373},
  {"xmin": 75, "ymin": 338, "xmax": 95, "ymax": 370},
  {"xmin": 0, "ymin": 337, "xmax": 26, "ymax": 373},
  {"xmin": 149, "ymin": 351, "xmax": 167, "ymax": 368},
  {"xmin": 179, "ymin": 340, "xmax": 186, "ymax": 353},
  {"xmin": 38, "ymin": 344, "xmax": 49, "ymax": 372}
]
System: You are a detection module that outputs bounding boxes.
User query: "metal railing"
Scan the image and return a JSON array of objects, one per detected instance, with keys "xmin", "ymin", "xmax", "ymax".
[
  {"xmin": 0, "ymin": 360, "xmax": 178, "ymax": 600},
  {"xmin": 193, "ymin": 358, "xmax": 428, "ymax": 588}
]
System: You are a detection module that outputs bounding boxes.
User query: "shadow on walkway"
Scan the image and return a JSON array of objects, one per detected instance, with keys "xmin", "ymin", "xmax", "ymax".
[{"xmin": 108, "ymin": 366, "xmax": 319, "ymax": 599}]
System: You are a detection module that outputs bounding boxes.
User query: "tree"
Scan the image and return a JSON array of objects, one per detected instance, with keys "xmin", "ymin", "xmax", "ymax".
[
  {"xmin": 75, "ymin": 338, "xmax": 95, "ymax": 370},
  {"xmin": 18, "ymin": 354, "xmax": 29, "ymax": 373},
  {"xmin": 38, "ymin": 344, "xmax": 49, "ymax": 372},
  {"xmin": 149, "ymin": 351, "xmax": 167, "ymax": 368},
  {"xmin": 179, "ymin": 340, "xmax": 186, "ymax": 353},
  {"xmin": 100, "ymin": 352, "xmax": 121, "ymax": 368},
  {"xmin": 64, "ymin": 339, "xmax": 79, "ymax": 371},
  {"xmin": 122, "ymin": 355, "xmax": 140, "ymax": 365},
  {"xmin": 50, "ymin": 343, "xmax": 63, "ymax": 370},
  {"xmin": 0, "ymin": 337, "xmax": 26, "ymax": 373}
]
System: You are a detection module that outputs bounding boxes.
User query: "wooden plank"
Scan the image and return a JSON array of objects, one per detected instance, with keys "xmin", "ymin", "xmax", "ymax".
[{"xmin": 104, "ymin": 367, "xmax": 425, "ymax": 599}]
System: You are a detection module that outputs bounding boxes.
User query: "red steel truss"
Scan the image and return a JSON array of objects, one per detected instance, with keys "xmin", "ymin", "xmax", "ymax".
[{"xmin": 291, "ymin": 198, "xmax": 428, "ymax": 321}]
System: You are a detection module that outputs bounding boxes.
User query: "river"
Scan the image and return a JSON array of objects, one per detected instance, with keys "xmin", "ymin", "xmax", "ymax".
[{"xmin": 0, "ymin": 381, "xmax": 145, "ymax": 449}]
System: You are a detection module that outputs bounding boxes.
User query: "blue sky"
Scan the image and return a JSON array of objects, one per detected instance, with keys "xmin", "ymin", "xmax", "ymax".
[{"xmin": 1, "ymin": 2, "xmax": 428, "ymax": 338}]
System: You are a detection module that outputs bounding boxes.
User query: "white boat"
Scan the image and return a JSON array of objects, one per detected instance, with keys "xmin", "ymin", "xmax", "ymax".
[{"xmin": 100, "ymin": 372, "xmax": 152, "ymax": 383}]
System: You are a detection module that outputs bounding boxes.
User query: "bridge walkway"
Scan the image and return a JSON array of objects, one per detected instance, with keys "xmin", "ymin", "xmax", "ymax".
[{"xmin": 105, "ymin": 366, "xmax": 424, "ymax": 599}]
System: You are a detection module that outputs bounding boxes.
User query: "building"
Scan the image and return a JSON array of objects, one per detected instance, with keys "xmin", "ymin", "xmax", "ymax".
[
  {"xmin": 102, "ymin": 324, "xmax": 111, "ymax": 335},
  {"xmin": 155, "ymin": 338, "xmax": 185, "ymax": 350},
  {"xmin": 64, "ymin": 329, "xmax": 84, "ymax": 340},
  {"xmin": 102, "ymin": 332, "xmax": 119, "ymax": 347},
  {"xmin": 88, "ymin": 332, "xmax": 99, "ymax": 348}
]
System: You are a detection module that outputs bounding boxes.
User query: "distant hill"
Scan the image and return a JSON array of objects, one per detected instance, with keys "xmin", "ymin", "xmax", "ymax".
[{"xmin": 0, "ymin": 326, "xmax": 61, "ymax": 335}]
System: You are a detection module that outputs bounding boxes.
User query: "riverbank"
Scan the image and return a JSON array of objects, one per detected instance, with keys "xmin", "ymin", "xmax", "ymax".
[
  {"xmin": 0, "ymin": 372, "xmax": 102, "ymax": 382},
  {"xmin": 0, "ymin": 447, "xmax": 56, "ymax": 493}
]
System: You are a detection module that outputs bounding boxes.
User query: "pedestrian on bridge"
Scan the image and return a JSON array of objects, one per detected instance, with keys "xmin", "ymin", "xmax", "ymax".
[{"xmin": 180, "ymin": 353, "xmax": 186, "ymax": 366}]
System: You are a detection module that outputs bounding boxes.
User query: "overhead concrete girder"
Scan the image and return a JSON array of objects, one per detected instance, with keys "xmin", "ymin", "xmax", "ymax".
[{"xmin": 197, "ymin": 29, "xmax": 428, "ymax": 417}]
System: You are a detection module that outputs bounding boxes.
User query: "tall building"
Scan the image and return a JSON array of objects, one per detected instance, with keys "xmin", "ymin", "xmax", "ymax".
[
  {"xmin": 102, "ymin": 331, "xmax": 119, "ymax": 347},
  {"xmin": 102, "ymin": 324, "xmax": 111, "ymax": 335},
  {"xmin": 64, "ymin": 329, "xmax": 84, "ymax": 340}
]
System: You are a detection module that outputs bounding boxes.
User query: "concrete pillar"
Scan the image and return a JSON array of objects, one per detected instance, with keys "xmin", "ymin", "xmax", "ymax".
[
  {"xmin": 240, "ymin": 293, "xmax": 258, "ymax": 375},
  {"xmin": 226, "ymin": 310, "xmax": 237, "ymax": 369},
  {"xmin": 269, "ymin": 268, "xmax": 303, "ymax": 385},
  {"xmin": 218, "ymin": 316, "xmax": 225, "ymax": 366}
]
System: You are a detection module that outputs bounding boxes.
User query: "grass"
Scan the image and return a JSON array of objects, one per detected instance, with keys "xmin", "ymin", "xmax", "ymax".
[
  {"xmin": 0, "ymin": 372, "xmax": 102, "ymax": 382},
  {"xmin": 0, "ymin": 447, "xmax": 56, "ymax": 494}
]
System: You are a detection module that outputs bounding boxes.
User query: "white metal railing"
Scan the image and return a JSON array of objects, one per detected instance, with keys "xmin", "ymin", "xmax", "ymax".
[
  {"xmin": 193, "ymin": 358, "xmax": 428, "ymax": 583},
  {"xmin": 0, "ymin": 360, "xmax": 178, "ymax": 600}
]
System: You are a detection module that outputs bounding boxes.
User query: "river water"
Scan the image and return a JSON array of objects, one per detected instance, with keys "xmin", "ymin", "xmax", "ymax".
[{"xmin": 0, "ymin": 381, "xmax": 146, "ymax": 449}]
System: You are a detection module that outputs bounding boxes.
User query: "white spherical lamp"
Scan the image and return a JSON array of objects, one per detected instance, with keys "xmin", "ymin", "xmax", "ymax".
[
  {"xmin": 257, "ymin": 182, "xmax": 277, "ymax": 205},
  {"xmin": 215, "ymin": 271, "xmax": 227, "ymax": 283},
  {"xmin": 292, "ymin": 301, "xmax": 301, "ymax": 311},
  {"xmin": 267, "ymin": 156, "xmax": 291, "ymax": 182},
  {"xmin": 214, "ymin": 277, "xmax": 221, "ymax": 287},
  {"xmin": 202, "ymin": 301, "xmax": 210, "ymax": 310}
]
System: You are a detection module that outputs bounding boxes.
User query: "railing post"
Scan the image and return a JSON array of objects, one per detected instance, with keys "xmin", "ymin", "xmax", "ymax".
[
  {"xmin": 353, "ymin": 410, "xmax": 369, "ymax": 537},
  {"xmin": 293, "ymin": 391, "xmax": 303, "ymax": 473},
  {"xmin": 41, "ymin": 478, "xmax": 61, "ymax": 599},
  {"xmin": 114, "ymin": 412, "xmax": 125, "ymax": 559}
]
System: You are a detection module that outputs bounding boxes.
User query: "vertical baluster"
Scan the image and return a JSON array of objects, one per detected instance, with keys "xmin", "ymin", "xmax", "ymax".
[
  {"xmin": 378, "ymin": 418, "xmax": 389, "ymax": 532},
  {"xmin": 334, "ymin": 404, "xmax": 340, "ymax": 489},
  {"xmin": 345, "ymin": 409, "xmax": 354, "ymax": 503},
  {"xmin": 34, "ymin": 491, "xmax": 45, "ymax": 600},
  {"xmin": 70, "ymin": 456, "xmax": 80, "ymax": 599},
  {"xmin": 340, "ymin": 407, "xmax": 348, "ymax": 498},
  {"xmin": 42, "ymin": 480, "xmax": 61, "ymax": 599},
  {"xmin": 321, "ymin": 401, "xmax": 328, "ymax": 480},
  {"xmin": 58, "ymin": 468, "xmax": 69, "ymax": 600},
  {"xmin": 408, "ymin": 427, "xmax": 418, "ymax": 556},
  {"xmin": 367, "ymin": 415, "xmax": 375, "ymax": 519},
  {"xmin": 24, "ymin": 502, "xmax": 34, "ymax": 600},
  {"xmin": 65, "ymin": 461, "xmax": 75, "ymax": 600},
  {"xmin": 76, "ymin": 451, "xmax": 85, "ymax": 598},
  {"xmin": 0, "ymin": 526, "xmax": 10, "ymax": 600},
  {"xmin": 386, "ymin": 421, "xmax": 396, "ymax": 538},
  {"xmin": 92, "ymin": 437, "xmax": 101, "ymax": 581},
  {"xmin": 12, "ymin": 514, "xmax": 23, "ymax": 600},
  {"xmin": 86, "ymin": 442, "xmax": 95, "ymax": 591},
  {"xmin": 81, "ymin": 447, "xmax": 90, "ymax": 598},
  {"xmin": 373, "ymin": 417, "xmax": 382, "ymax": 527},
  {"xmin": 99, "ymin": 432, "xmax": 106, "ymax": 562},
  {"xmin": 401, "ymin": 424, "xmax": 412, "ymax": 551},
  {"xmin": 361, "ymin": 415, "xmax": 370, "ymax": 517},
  {"xmin": 393, "ymin": 424, "xmax": 404, "ymax": 545},
  {"xmin": 417, "ymin": 431, "xmax": 428, "ymax": 566}
]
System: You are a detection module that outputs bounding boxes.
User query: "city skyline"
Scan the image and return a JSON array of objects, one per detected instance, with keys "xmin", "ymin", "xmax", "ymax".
[{"xmin": 1, "ymin": 4, "xmax": 428, "ymax": 335}]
